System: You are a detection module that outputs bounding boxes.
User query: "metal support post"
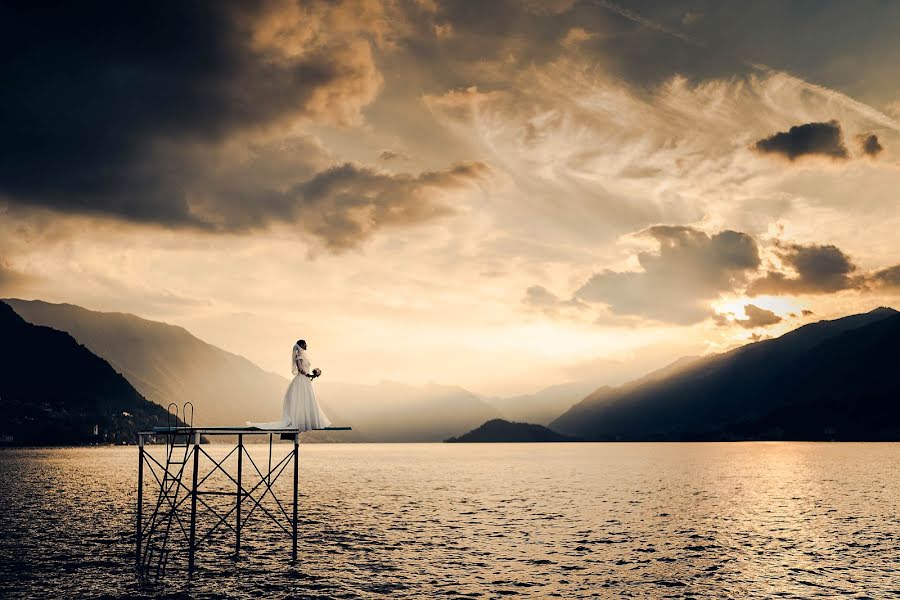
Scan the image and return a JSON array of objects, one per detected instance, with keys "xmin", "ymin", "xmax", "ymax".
[
  {"xmin": 136, "ymin": 434, "xmax": 144, "ymax": 565},
  {"xmin": 188, "ymin": 430, "xmax": 200, "ymax": 575},
  {"xmin": 236, "ymin": 434, "xmax": 243, "ymax": 557},
  {"xmin": 292, "ymin": 432, "xmax": 299, "ymax": 561}
]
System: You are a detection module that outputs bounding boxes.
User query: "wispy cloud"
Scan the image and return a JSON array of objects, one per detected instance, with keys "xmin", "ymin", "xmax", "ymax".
[
  {"xmin": 591, "ymin": 0, "xmax": 703, "ymax": 47},
  {"xmin": 592, "ymin": 0, "xmax": 900, "ymax": 133}
]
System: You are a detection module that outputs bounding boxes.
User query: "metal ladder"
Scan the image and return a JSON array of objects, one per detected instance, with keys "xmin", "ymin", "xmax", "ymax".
[{"xmin": 142, "ymin": 402, "xmax": 193, "ymax": 576}]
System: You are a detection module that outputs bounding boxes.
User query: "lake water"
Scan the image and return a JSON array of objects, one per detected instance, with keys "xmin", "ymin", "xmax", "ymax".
[{"xmin": 0, "ymin": 443, "xmax": 898, "ymax": 599}]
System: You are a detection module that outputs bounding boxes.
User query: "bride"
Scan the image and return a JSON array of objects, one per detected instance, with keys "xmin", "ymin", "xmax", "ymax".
[{"xmin": 249, "ymin": 340, "xmax": 331, "ymax": 431}]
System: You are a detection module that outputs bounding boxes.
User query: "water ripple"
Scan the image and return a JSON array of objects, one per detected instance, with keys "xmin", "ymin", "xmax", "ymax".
[{"xmin": 1, "ymin": 442, "xmax": 899, "ymax": 598}]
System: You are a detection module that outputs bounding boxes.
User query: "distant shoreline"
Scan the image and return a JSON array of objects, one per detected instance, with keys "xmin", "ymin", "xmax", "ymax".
[{"xmin": 5, "ymin": 440, "xmax": 900, "ymax": 453}]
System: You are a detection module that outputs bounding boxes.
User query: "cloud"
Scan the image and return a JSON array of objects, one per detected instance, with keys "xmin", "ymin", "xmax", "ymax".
[
  {"xmin": 869, "ymin": 264, "xmax": 900, "ymax": 288},
  {"xmin": 801, "ymin": 309, "xmax": 815, "ymax": 316},
  {"xmin": 524, "ymin": 285, "xmax": 563, "ymax": 308},
  {"xmin": 737, "ymin": 304, "xmax": 782, "ymax": 328},
  {"xmin": 378, "ymin": 149, "xmax": 411, "ymax": 162},
  {"xmin": 754, "ymin": 121, "xmax": 849, "ymax": 161},
  {"xmin": 715, "ymin": 304, "xmax": 782, "ymax": 329},
  {"xmin": 0, "ymin": 1, "xmax": 402, "ymax": 242},
  {"xmin": 561, "ymin": 27, "xmax": 597, "ymax": 47},
  {"xmin": 748, "ymin": 240, "xmax": 900, "ymax": 296},
  {"xmin": 574, "ymin": 226, "xmax": 760, "ymax": 324},
  {"xmin": 522, "ymin": 285, "xmax": 587, "ymax": 315},
  {"xmin": 188, "ymin": 158, "xmax": 489, "ymax": 249},
  {"xmin": 750, "ymin": 242, "xmax": 858, "ymax": 294},
  {"xmin": 278, "ymin": 162, "xmax": 490, "ymax": 250},
  {"xmin": 858, "ymin": 133, "xmax": 884, "ymax": 157}
]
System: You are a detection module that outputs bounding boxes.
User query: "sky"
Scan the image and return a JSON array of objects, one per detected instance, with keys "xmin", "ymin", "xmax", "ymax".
[{"xmin": 1, "ymin": 1, "xmax": 899, "ymax": 395}]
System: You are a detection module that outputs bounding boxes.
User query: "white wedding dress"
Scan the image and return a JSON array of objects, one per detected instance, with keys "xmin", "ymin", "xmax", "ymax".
[{"xmin": 249, "ymin": 345, "xmax": 331, "ymax": 431}]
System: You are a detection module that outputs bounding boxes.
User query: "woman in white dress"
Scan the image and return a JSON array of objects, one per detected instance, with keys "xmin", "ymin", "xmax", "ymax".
[{"xmin": 249, "ymin": 339, "xmax": 331, "ymax": 431}]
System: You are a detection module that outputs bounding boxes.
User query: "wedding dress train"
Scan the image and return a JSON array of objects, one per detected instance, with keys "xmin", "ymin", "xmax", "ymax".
[{"xmin": 249, "ymin": 345, "xmax": 330, "ymax": 431}]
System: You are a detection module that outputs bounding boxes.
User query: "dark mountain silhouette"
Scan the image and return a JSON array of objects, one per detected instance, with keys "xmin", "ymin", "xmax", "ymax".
[
  {"xmin": 0, "ymin": 301, "xmax": 177, "ymax": 445},
  {"xmin": 551, "ymin": 307, "xmax": 900, "ymax": 441},
  {"xmin": 5, "ymin": 299, "xmax": 288, "ymax": 428},
  {"xmin": 446, "ymin": 419, "xmax": 576, "ymax": 442}
]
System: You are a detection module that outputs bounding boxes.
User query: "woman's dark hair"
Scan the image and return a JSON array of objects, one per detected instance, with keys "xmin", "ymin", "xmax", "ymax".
[{"xmin": 296, "ymin": 339, "xmax": 307, "ymax": 350}]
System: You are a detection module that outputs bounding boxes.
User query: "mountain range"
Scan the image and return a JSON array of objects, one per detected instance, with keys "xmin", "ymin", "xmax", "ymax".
[
  {"xmin": 5, "ymin": 299, "xmax": 288, "ymax": 428},
  {"xmin": 5, "ymin": 299, "xmax": 502, "ymax": 442},
  {"xmin": 483, "ymin": 379, "xmax": 611, "ymax": 425},
  {"xmin": 551, "ymin": 307, "xmax": 900, "ymax": 441},
  {"xmin": 6, "ymin": 297, "xmax": 897, "ymax": 443},
  {"xmin": 0, "ymin": 301, "xmax": 176, "ymax": 445}
]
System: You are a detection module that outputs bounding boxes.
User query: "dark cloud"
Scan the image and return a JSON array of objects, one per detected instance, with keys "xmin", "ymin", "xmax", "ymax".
[
  {"xmin": 0, "ymin": 1, "xmax": 390, "ymax": 242},
  {"xmin": 715, "ymin": 303, "xmax": 783, "ymax": 329},
  {"xmin": 750, "ymin": 241, "xmax": 900, "ymax": 296},
  {"xmin": 378, "ymin": 150, "xmax": 411, "ymax": 162},
  {"xmin": 869, "ymin": 264, "xmax": 900, "ymax": 288},
  {"xmin": 190, "ymin": 159, "xmax": 489, "ymax": 249},
  {"xmin": 576, "ymin": 2, "xmax": 900, "ymax": 100},
  {"xmin": 801, "ymin": 309, "xmax": 815, "ymax": 316},
  {"xmin": 284, "ymin": 162, "xmax": 489, "ymax": 250},
  {"xmin": 737, "ymin": 304, "xmax": 782, "ymax": 328},
  {"xmin": 750, "ymin": 242, "xmax": 858, "ymax": 294},
  {"xmin": 383, "ymin": 0, "xmax": 606, "ymax": 103},
  {"xmin": 400, "ymin": 0, "xmax": 744, "ymax": 91},
  {"xmin": 754, "ymin": 121, "xmax": 849, "ymax": 161},
  {"xmin": 858, "ymin": 133, "xmax": 884, "ymax": 157},
  {"xmin": 399, "ymin": 0, "xmax": 900, "ymax": 102},
  {"xmin": 575, "ymin": 226, "xmax": 760, "ymax": 324}
]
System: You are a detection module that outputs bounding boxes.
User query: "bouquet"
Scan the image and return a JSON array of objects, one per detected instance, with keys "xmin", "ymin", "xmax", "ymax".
[{"xmin": 307, "ymin": 368, "xmax": 322, "ymax": 379}]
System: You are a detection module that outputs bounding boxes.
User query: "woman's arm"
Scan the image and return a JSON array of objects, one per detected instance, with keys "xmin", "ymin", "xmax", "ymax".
[{"xmin": 297, "ymin": 354, "xmax": 311, "ymax": 376}]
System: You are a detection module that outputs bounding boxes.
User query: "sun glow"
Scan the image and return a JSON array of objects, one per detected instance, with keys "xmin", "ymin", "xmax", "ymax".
[{"xmin": 712, "ymin": 295, "xmax": 804, "ymax": 321}]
